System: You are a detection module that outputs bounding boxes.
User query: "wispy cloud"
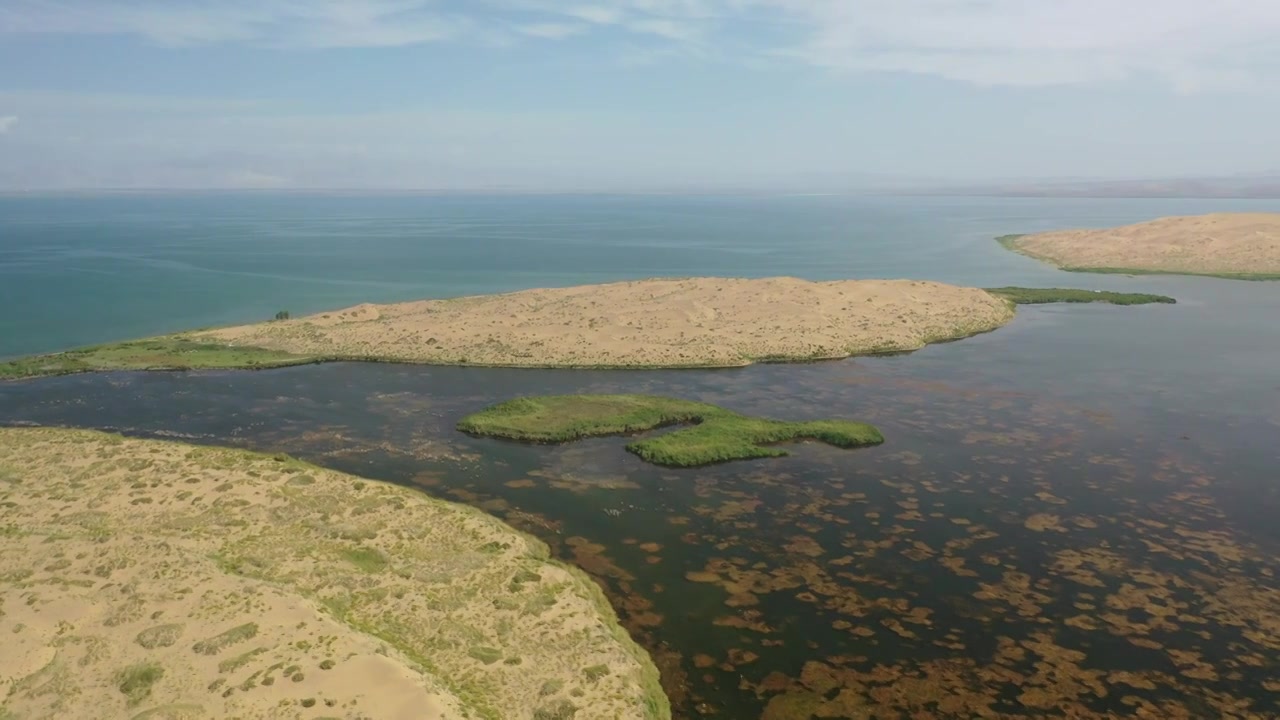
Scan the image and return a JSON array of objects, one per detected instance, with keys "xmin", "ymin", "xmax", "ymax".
[
  {"xmin": 0, "ymin": 116, "xmax": 17, "ymax": 134},
  {"xmin": 625, "ymin": 18, "xmax": 701, "ymax": 41},
  {"xmin": 517, "ymin": 22, "xmax": 588, "ymax": 40},
  {"xmin": 759, "ymin": 0, "xmax": 1280, "ymax": 89},
  {"xmin": 0, "ymin": 0, "xmax": 467, "ymax": 48},
  {"xmin": 4, "ymin": 0, "xmax": 1280, "ymax": 88}
]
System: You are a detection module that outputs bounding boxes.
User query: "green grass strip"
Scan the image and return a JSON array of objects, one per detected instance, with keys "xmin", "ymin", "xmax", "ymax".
[
  {"xmin": 1059, "ymin": 266, "xmax": 1280, "ymax": 281},
  {"xmin": 0, "ymin": 336, "xmax": 318, "ymax": 380},
  {"xmin": 984, "ymin": 287, "xmax": 1176, "ymax": 305},
  {"xmin": 457, "ymin": 394, "xmax": 884, "ymax": 468}
]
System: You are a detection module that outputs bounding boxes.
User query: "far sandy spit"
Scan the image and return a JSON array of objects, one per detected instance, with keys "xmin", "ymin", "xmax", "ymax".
[{"xmin": 1002, "ymin": 212, "xmax": 1280, "ymax": 279}]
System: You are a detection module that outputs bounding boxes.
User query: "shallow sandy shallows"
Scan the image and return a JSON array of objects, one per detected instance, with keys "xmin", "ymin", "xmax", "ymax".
[
  {"xmin": 197, "ymin": 277, "xmax": 1015, "ymax": 368},
  {"xmin": 1008, "ymin": 213, "xmax": 1280, "ymax": 276},
  {"xmin": 0, "ymin": 428, "xmax": 666, "ymax": 720}
]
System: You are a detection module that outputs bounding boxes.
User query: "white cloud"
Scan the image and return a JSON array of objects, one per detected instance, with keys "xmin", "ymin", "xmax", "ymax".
[
  {"xmin": 518, "ymin": 22, "xmax": 588, "ymax": 40},
  {"xmin": 0, "ymin": 0, "xmax": 466, "ymax": 48},
  {"xmin": 563, "ymin": 5, "xmax": 627, "ymax": 25},
  {"xmin": 754, "ymin": 0, "xmax": 1280, "ymax": 88},
  {"xmin": 0, "ymin": 116, "xmax": 17, "ymax": 134},
  {"xmin": 4, "ymin": 0, "xmax": 1280, "ymax": 88},
  {"xmin": 625, "ymin": 18, "xmax": 700, "ymax": 41}
]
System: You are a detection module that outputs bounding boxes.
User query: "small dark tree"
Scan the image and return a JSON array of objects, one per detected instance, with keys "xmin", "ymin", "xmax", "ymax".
[{"xmin": 274, "ymin": 310, "xmax": 291, "ymax": 321}]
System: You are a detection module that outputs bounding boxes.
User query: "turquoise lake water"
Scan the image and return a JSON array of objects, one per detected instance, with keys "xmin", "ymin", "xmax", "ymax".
[
  {"xmin": 2, "ymin": 194, "xmax": 1279, "ymax": 718},
  {"xmin": 2, "ymin": 193, "xmax": 1278, "ymax": 358}
]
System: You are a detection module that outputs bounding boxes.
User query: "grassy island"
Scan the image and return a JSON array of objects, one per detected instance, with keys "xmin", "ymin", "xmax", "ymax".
[
  {"xmin": 457, "ymin": 394, "xmax": 885, "ymax": 467},
  {"xmin": 984, "ymin": 287, "xmax": 1177, "ymax": 305},
  {"xmin": 997, "ymin": 214, "xmax": 1280, "ymax": 280},
  {"xmin": 0, "ymin": 428, "xmax": 668, "ymax": 720}
]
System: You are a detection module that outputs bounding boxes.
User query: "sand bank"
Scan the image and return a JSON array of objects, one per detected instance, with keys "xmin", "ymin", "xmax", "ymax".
[
  {"xmin": 1002, "ymin": 213, "xmax": 1280, "ymax": 279},
  {"xmin": 0, "ymin": 428, "xmax": 667, "ymax": 720},
  {"xmin": 195, "ymin": 277, "xmax": 1016, "ymax": 368}
]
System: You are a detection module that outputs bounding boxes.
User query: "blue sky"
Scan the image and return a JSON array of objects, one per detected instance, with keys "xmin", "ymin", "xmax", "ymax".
[{"xmin": 2, "ymin": 0, "xmax": 1279, "ymax": 190}]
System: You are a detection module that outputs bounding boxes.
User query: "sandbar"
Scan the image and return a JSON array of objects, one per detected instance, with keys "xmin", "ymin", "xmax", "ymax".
[
  {"xmin": 194, "ymin": 277, "xmax": 1016, "ymax": 369},
  {"xmin": 1000, "ymin": 213, "xmax": 1280, "ymax": 279}
]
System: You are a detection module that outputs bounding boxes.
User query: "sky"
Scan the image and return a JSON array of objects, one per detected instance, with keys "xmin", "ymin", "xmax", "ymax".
[{"xmin": 2, "ymin": 0, "xmax": 1280, "ymax": 191}]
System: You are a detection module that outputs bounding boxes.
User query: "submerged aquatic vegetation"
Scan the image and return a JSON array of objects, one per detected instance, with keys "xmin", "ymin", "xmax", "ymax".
[
  {"xmin": 984, "ymin": 287, "xmax": 1177, "ymax": 306},
  {"xmin": 457, "ymin": 394, "xmax": 884, "ymax": 467}
]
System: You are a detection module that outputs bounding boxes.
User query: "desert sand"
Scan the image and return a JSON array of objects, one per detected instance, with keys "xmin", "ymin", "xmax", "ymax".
[
  {"xmin": 0, "ymin": 428, "xmax": 667, "ymax": 720},
  {"xmin": 1004, "ymin": 213, "xmax": 1280, "ymax": 277},
  {"xmin": 195, "ymin": 277, "xmax": 1015, "ymax": 368}
]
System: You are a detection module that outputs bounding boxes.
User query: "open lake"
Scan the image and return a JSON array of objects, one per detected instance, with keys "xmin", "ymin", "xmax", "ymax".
[{"xmin": 2, "ymin": 194, "xmax": 1279, "ymax": 718}]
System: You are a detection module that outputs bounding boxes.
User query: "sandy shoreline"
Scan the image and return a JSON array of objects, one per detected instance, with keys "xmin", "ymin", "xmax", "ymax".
[
  {"xmin": 1003, "ymin": 213, "xmax": 1280, "ymax": 278},
  {"xmin": 0, "ymin": 428, "xmax": 668, "ymax": 720},
  {"xmin": 195, "ymin": 277, "xmax": 1016, "ymax": 369}
]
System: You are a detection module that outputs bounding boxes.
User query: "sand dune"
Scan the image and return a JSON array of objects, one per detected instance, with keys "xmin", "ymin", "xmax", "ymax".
[
  {"xmin": 196, "ymin": 277, "xmax": 1015, "ymax": 368},
  {"xmin": 0, "ymin": 428, "xmax": 667, "ymax": 720},
  {"xmin": 1005, "ymin": 213, "xmax": 1280, "ymax": 278}
]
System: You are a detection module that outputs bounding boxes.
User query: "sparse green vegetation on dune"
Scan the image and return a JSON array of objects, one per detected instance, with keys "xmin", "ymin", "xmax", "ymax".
[
  {"xmin": 996, "ymin": 217, "xmax": 1280, "ymax": 280},
  {"xmin": 0, "ymin": 336, "xmax": 317, "ymax": 380},
  {"xmin": 0, "ymin": 428, "xmax": 669, "ymax": 720},
  {"xmin": 457, "ymin": 394, "xmax": 884, "ymax": 467},
  {"xmin": 985, "ymin": 287, "xmax": 1177, "ymax": 305}
]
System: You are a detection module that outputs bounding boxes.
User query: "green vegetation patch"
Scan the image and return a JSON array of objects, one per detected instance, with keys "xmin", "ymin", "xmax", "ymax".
[
  {"xmin": 340, "ymin": 546, "xmax": 388, "ymax": 573},
  {"xmin": 468, "ymin": 646, "xmax": 503, "ymax": 665},
  {"xmin": 995, "ymin": 234, "xmax": 1026, "ymax": 250},
  {"xmin": 218, "ymin": 646, "xmax": 268, "ymax": 674},
  {"xmin": 985, "ymin": 287, "xmax": 1176, "ymax": 306},
  {"xmin": 0, "ymin": 336, "xmax": 316, "ymax": 380},
  {"xmin": 135, "ymin": 623, "xmax": 184, "ymax": 650},
  {"xmin": 117, "ymin": 662, "xmax": 165, "ymax": 706},
  {"xmin": 129, "ymin": 704, "xmax": 204, "ymax": 720},
  {"xmin": 457, "ymin": 395, "xmax": 884, "ymax": 468},
  {"xmin": 192, "ymin": 622, "xmax": 259, "ymax": 656}
]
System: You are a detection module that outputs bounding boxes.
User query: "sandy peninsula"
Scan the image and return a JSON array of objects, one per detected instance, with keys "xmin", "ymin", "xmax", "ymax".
[
  {"xmin": 1002, "ymin": 213, "xmax": 1280, "ymax": 279},
  {"xmin": 194, "ymin": 277, "xmax": 1016, "ymax": 369},
  {"xmin": 0, "ymin": 428, "xmax": 667, "ymax": 720}
]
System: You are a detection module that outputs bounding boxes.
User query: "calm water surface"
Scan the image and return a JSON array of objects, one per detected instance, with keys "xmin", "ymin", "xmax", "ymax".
[
  {"xmin": 2, "ymin": 193, "xmax": 1278, "ymax": 357},
  {"xmin": 1, "ymin": 195, "xmax": 1279, "ymax": 718}
]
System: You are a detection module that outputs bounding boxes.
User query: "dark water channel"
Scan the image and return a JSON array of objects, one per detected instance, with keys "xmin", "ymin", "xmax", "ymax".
[{"xmin": 2, "ymin": 292, "xmax": 1279, "ymax": 718}]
